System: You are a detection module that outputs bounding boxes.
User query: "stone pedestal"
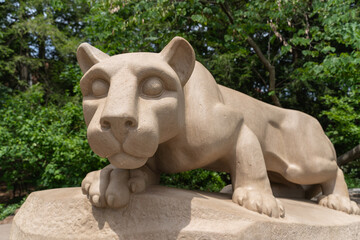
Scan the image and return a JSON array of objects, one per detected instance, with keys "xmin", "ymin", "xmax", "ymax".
[{"xmin": 10, "ymin": 186, "xmax": 360, "ymax": 240}]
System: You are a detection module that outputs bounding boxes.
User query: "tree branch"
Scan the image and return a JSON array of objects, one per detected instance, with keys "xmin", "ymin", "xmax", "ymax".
[
  {"xmin": 246, "ymin": 36, "xmax": 282, "ymax": 107},
  {"xmin": 337, "ymin": 144, "xmax": 360, "ymax": 166},
  {"xmin": 220, "ymin": 3, "xmax": 234, "ymax": 24},
  {"xmin": 253, "ymin": 67, "xmax": 267, "ymax": 86},
  {"xmin": 220, "ymin": 3, "xmax": 282, "ymax": 107},
  {"xmin": 304, "ymin": 13, "xmax": 310, "ymax": 40},
  {"xmin": 268, "ymin": 20, "xmax": 292, "ymax": 52}
]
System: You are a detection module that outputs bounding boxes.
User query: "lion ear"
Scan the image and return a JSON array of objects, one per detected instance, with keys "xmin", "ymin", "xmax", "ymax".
[
  {"xmin": 160, "ymin": 37, "xmax": 195, "ymax": 86},
  {"xmin": 77, "ymin": 43, "xmax": 110, "ymax": 73}
]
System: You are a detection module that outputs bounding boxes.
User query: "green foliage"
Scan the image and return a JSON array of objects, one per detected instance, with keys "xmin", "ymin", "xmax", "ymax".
[
  {"xmin": 0, "ymin": 83, "xmax": 107, "ymax": 190},
  {"xmin": 321, "ymin": 88, "xmax": 360, "ymax": 151},
  {"xmin": 0, "ymin": 197, "xmax": 26, "ymax": 221},
  {"xmin": 0, "ymin": 0, "xmax": 89, "ymax": 91},
  {"xmin": 82, "ymin": 0, "xmax": 252, "ymax": 93},
  {"xmin": 161, "ymin": 170, "xmax": 230, "ymax": 192},
  {"xmin": 321, "ymin": 86, "xmax": 360, "ymax": 187},
  {"xmin": 344, "ymin": 167, "xmax": 360, "ymax": 189}
]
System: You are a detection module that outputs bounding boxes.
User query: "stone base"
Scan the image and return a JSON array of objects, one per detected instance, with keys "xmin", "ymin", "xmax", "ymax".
[{"xmin": 10, "ymin": 186, "xmax": 360, "ymax": 240}]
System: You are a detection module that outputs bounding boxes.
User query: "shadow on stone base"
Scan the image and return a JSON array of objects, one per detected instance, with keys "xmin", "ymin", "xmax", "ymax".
[{"xmin": 10, "ymin": 186, "xmax": 360, "ymax": 240}]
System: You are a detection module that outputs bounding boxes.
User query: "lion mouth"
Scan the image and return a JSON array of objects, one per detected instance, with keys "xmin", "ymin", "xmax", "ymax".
[{"xmin": 107, "ymin": 151, "xmax": 148, "ymax": 169}]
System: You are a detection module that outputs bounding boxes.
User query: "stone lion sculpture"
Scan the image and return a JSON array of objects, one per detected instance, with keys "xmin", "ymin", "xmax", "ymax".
[{"xmin": 77, "ymin": 36, "xmax": 359, "ymax": 218}]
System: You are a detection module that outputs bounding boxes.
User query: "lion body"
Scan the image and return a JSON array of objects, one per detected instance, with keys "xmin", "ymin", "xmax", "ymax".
[{"xmin": 78, "ymin": 37, "xmax": 359, "ymax": 217}]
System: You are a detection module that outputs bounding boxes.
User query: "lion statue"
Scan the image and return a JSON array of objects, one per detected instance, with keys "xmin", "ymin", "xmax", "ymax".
[{"xmin": 77, "ymin": 36, "xmax": 359, "ymax": 218}]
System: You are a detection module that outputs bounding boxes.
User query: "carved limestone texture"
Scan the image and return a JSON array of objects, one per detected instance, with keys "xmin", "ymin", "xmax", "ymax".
[{"xmin": 77, "ymin": 37, "xmax": 359, "ymax": 218}]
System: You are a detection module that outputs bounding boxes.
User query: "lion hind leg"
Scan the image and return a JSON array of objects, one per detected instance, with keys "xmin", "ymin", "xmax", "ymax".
[
  {"xmin": 277, "ymin": 158, "xmax": 359, "ymax": 214},
  {"xmin": 279, "ymin": 158, "xmax": 337, "ymax": 186},
  {"xmin": 319, "ymin": 167, "xmax": 360, "ymax": 215}
]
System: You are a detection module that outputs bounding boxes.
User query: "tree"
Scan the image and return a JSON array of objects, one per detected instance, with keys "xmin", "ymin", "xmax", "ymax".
[
  {"xmin": 0, "ymin": 0, "xmax": 89, "ymax": 92},
  {"xmin": 0, "ymin": 83, "xmax": 108, "ymax": 192},
  {"xmin": 0, "ymin": 0, "xmax": 97, "ymax": 193}
]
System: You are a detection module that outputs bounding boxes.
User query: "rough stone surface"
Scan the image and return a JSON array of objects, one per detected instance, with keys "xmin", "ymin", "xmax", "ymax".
[
  {"xmin": 10, "ymin": 186, "xmax": 360, "ymax": 240},
  {"xmin": 0, "ymin": 224, "xmax": 11, "ymax": 240}
]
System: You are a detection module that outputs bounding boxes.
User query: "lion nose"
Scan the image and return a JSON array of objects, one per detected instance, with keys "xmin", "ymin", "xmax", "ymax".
[{"xmin": 100, "ymin": 115, "xmax": 137, "ymax": 131}]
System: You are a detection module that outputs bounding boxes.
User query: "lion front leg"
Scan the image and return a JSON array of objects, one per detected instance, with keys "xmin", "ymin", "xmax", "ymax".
[
  {"xmin": 81, "ymin": 159, "xmax": 160, "ymax": 208},
  {"xmin": 230, "ymin": 125, "xmax": 285, "ymax": 218}
]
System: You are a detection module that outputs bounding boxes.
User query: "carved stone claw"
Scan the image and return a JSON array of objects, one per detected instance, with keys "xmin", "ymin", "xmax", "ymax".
[
  {"xmin": 233, "ymin": 187, "xmax": 285, "ymax": 218},
  {"xmin": 81, "ymin": 167, "xmax": 131, "ymax": 208},
  {"xmin": 319, "ymin": 194, "xmax": 360, "ymax": 215}
]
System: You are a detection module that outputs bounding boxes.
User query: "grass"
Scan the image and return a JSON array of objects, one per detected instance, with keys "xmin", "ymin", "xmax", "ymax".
[{"xmin": 0, "ymin": 197, "xmax": 26, "ymax": 221}]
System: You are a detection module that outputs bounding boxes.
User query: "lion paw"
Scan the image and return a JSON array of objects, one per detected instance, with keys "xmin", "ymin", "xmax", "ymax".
[
  {"xmin": 81, "ymin": 165, "xmax": 148, "ymax": 208},
  {"xmin": 232, "ymin": 187, "xmax": 285, "ymax": 218},
  {"xmin": 318, "ymin": 194, "xmax": 360, "ymax": 215}
]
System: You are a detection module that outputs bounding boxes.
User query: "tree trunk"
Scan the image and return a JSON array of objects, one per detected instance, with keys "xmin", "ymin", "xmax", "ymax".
[
  {"xmin": 39, "ymin": 38, "xmax": 45, "ymax": 60},
  {"xmin": 337, "ymin": 144, "xmax": 360, "ymax": 166}
]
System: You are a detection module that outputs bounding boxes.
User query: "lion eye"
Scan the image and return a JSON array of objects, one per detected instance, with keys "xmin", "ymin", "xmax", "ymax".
[
  {"xmin": 92, "ymin": 79, "xmax": 109, "ymax": 97},
  {"xmin": 142, "ymin": 77, "xmax": 163, "ymax": 97}
]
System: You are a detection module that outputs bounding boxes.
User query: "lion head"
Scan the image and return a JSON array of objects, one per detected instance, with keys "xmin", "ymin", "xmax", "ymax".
[{"xmin": 77, "ymin": 37, "xmax": 195, "ymax": 169}]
